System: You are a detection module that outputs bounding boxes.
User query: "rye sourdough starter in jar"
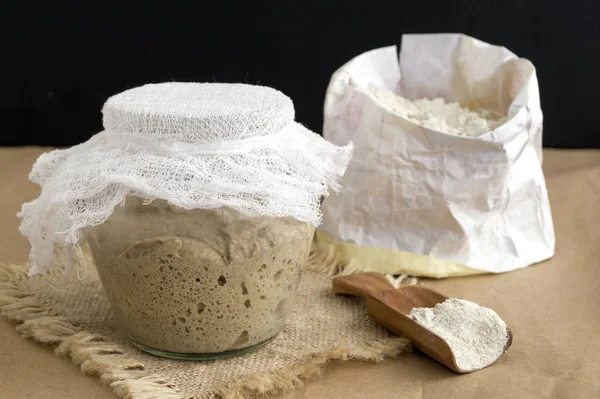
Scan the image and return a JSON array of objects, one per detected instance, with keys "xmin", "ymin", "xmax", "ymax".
[
  {"xmin": 18, "ymin": 82, "xmax": 353, "ymax": 359},
  {"xmin": 88, "ymin": 199, "xmax": 315, "ymax": 356}
]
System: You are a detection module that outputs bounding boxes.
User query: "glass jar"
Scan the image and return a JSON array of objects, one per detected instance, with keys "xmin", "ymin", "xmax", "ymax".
[{"xmin": 87, "ymin": 197, "xmax": 315, "ymax": 359}]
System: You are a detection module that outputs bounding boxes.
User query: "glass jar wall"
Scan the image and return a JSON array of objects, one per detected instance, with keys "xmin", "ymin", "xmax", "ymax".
[{"xmin": 87, "ymin": 197, "xmax": 314, "ymax": 359}]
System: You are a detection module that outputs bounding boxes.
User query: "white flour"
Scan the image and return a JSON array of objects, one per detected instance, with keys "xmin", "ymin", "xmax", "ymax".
[
  {"xmin": 372, "ymin": 88, "xmax": 506, "ymax": 137},
  {"xmin": 409, "ymin": 298, "xmax": 509, "ymax": 372}
]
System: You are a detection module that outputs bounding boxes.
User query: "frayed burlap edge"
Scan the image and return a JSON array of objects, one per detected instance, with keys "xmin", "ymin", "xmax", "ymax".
[
  {"xmin": 0, "ymin": 263, "xmax": 182, "ymax": 399},
  {"xmin": 218, "ymin": 337, "xmax": 411, "ymax": 399},
  {"xmin": 0, "ymin": 242, "xmax": 414, "ymax": 399}
]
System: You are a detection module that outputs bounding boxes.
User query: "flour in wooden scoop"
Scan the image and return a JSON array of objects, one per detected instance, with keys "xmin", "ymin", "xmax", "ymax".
[{"xmin": 409, "ymin": 298, "xmax": 510, "ymax": 372}]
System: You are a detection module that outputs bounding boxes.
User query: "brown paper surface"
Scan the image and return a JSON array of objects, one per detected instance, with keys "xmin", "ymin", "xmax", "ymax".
[{"xmin": 1, "ymin": 147, "xmax": 599, "ymax": 399}]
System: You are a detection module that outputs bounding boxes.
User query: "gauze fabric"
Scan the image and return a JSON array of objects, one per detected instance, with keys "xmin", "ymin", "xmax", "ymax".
[{"xmin": 19, "ymin": 83, "xmax": 353, "ymax": 275}]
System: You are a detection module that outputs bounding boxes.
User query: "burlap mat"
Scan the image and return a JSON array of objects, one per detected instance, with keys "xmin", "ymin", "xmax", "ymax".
[{"xmin": 0, "ymin": 243, "xmax": 413, "ymax": 399}]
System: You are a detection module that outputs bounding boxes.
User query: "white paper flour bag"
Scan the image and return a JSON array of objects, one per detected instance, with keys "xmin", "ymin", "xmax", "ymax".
[{"xmin": 319, "ymin": 34, "xmax": 555, "ymax": 277}]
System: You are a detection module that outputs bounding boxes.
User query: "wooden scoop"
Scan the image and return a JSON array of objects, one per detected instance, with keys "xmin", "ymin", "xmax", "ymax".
[{"xmin": 332, "ymin": 272, "xmax": 513, "ymax": 373}]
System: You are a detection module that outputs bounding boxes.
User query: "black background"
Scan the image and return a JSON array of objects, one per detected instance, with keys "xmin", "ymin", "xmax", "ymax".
[{"xmin": 2, "ymin": 0, "xmax": 599, "ymax": 148}]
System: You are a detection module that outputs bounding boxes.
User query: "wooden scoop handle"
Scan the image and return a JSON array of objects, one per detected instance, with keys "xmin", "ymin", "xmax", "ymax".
[{"xmin": 332, "ymin": 272, "xmax": 394, "ymax": 299}]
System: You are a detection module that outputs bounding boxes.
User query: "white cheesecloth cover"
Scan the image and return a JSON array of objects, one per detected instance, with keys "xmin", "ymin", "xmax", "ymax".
[{"xmin": 18, "ymin": 83, "xmax": 353, "ymax": 275}]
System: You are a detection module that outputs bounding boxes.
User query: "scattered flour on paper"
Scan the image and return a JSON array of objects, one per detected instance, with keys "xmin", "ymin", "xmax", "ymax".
[
  {"xmin": 409, "ymin": 298, "xmax": 509, "ymax": 372},
  {"xmin": 372, "ymin": 88, "xmax": 506, "ymax": 137}
]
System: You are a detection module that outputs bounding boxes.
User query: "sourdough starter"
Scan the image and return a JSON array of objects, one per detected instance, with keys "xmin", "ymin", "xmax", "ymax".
[{"xmin": 88, "ymin": 198, "xmax": 314, "ymax": 354}]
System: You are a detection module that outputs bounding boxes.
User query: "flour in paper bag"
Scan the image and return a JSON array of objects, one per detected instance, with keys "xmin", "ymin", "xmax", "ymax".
[
  {"xmin": 409, "ymin": 298, "xmax": 509, "ymax": 372},
  {"xmin": 372, "ymin": 88, "xmax": 506, "ymax": 137}
]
